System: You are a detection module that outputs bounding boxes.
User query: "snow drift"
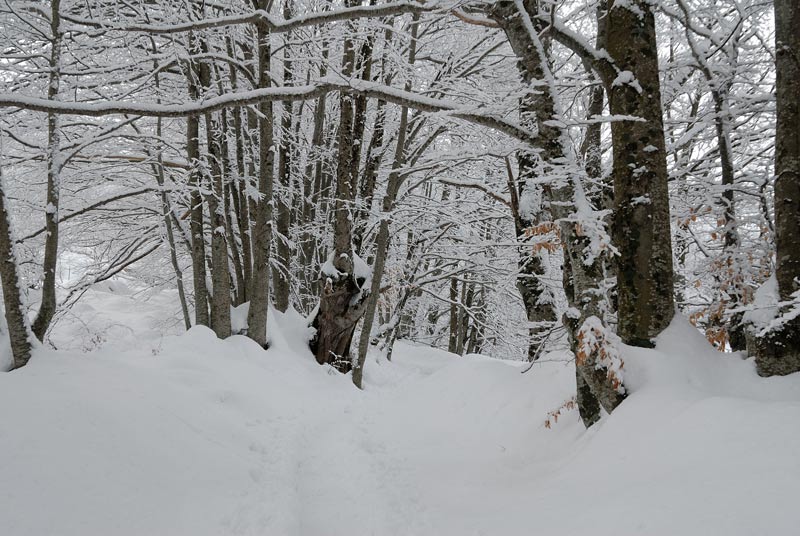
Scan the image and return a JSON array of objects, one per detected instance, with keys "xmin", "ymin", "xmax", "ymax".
[{"xmin": 1, "ymin": 310, "xmax": 798, "ymax": 535}]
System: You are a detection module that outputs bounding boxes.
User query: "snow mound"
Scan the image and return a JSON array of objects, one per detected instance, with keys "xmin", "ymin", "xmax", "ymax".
[{"xmin": 0, "ymin": 315, "xmax": 798, "ymax": 535}]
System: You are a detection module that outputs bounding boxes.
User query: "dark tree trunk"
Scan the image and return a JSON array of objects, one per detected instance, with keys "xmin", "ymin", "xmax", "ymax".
[
  {"xmin": 497, "ymin": 4, "xmax": 559, "ymax": 361},
  {"xmin": 448, "ymin": 277, "xmax": 459, "ymax": 354},
  {"xmin": 604, "ymin": 1, "xmax": 675, "ymax": 346},
  {"xmin": 0, "ymin": 169, "xmax": 33, "ymax": 370},
  {"xmin": 773, "ymin": 0, "xmax": 800, "ymax": 309},
  {"xmin": 751, "ymin": 0, "xmax": 800, "ymax": 376}
]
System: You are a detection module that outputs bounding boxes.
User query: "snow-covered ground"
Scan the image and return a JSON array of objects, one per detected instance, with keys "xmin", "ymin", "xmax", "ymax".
[{"xmin": 2, "ymin": 284, "xmax": 799, "ymax": 535}]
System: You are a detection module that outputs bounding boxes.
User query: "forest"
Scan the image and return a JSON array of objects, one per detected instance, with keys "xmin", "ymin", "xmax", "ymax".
[{"xmin": 0, "ymin": 0, "xmax": 798, "ymax": 534}]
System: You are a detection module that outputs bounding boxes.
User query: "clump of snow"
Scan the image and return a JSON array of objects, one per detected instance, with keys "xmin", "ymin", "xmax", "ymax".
[
  {"xmin": 320, "ymin": 252, "xmax": 340, "ymax": 278},
  {"xmin": 230, "ymin": 302, "xmax": 249, "ymax": 334},
  {"xmin": 352, "ymin": 251, "xmax": 372, "ymax": 289},
  {"xmin": 612, "ymin": 70, "xmax": 643, "ymax": 94},
  {"xmin": 611, "ymin": 0, "xmax": 645, "ymax": 19},
  {"xmin": 742, "ymin": 274, "xmax": 778, "ymax": 333}
]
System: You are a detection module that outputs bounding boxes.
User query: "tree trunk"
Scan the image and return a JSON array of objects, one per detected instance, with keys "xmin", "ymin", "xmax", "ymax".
[
  {"xmin": 751, "ymin": 0, "xmax": 800, "ymax": 376},
  {"xmin": 495, "ymin": 2, "xmax": 559, "ymax": 361},
  {"xmin": 0, "ymin": 167, "xmax": 33, "ymax": 369},
  {"xmin": 604, "ymin": 0, "xmax": 675, "ymax": 346},
  {"xmin": 448, "ymin": 276, "xmax": 459, "ymax": 354},
  {"xmin": 309, "ymin": 0, "xmax": 370, "ymax": 372},
  {"xmin": 298, "ymin": 44, "xmax": 330, "ymax": 313},
  {"xmin": 186, "ymin": 38, "xmax": 210, "ymax": 328},
  {"xmin": 353, "ymin": 16, "xmax": 418, "ymax": 387},
  {"xmin": 31, "ymin": 0, "xmax": 62, "ymax": 342},
  {"xmin": 246, "ymin": 9, "xmax": 276, "ymax": 347},
  {"xmin": 204, "ymin": 111, "xmax": 233, "ymax": 338},
  {"xmin": 273, "ymin": 0, "xmax": 294, "ymax": 313},
  {"xmin": 492, "ymin": 0, "xmax": 625, "ymax": 427}
]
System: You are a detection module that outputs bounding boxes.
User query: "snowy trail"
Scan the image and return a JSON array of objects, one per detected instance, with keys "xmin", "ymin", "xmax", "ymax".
[{"xmin": 2, "ymin": 311, "xmax": 800, "ymax": 535}]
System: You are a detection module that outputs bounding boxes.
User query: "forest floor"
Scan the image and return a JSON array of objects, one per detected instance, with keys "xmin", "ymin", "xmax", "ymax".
[{"xmin": 1, "ymin": 280, "xmax": 800, "ymax": 535}]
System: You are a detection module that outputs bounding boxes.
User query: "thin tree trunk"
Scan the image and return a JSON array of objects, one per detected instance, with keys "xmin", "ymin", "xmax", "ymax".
[
  {"xmin": 31, "ymin": 0, "xmax": 62, "ymax": 342},
  {"xmin": 226, "ymin": 36, "xmax": 253, "ymax": 297},
  {"xmin": 186, "ymin": 38, "xmax": 210, "ymax": 327},
  {"xmin": 353, "ymin": 15, "xmax": 418, "ymax": 387},
  {"xmin": 310, "ymin": 0, "xmax": 372, "ymax": 372},
  {"xmin": 273, "ymin": 0, "xmax": 294, "ymax": 312},
  {"xmin": 676, "ymin": 0, "xmax": 744, "ymax": 350},
  {"xmin": 448, "ymin": 277, "xmax": 459, "ymax": 354},
  {"xmin": 246, "ymin": 7, "xmax": 276, "ymax": 347},
  {"xmin": 298, "ymin": 44, "xmax": 330, "ymax": 313}
]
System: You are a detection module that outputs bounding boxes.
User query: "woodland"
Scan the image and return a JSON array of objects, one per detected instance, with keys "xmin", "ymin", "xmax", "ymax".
[
  {"xmin": 1, "ymin": 1, "xmax": 799, "ymax": 533},
  {"xmin": 1, "ymin": 0, "xmax": 797, "ymax": 415}
]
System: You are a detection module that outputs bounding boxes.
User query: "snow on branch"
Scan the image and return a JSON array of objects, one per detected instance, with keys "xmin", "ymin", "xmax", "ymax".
[
  {"xmin": 60, "ymin": 1, "xmax": 440, "ymax": 35},
  {"xmin": 0, "ymin": 78, "xmax": 535, "ymax": 144},
  {"xmin": 437, "ymin": 177, "xmax": 511, "ymax": 207}
]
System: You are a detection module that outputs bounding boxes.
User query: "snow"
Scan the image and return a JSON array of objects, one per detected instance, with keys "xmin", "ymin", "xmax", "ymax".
[
  {"xmin": 743, "ymin": 275, "xmax": 800, "ymax": 336},
  {"xmin": 611, "ymin": 0, "xmax": 645, "ymax": 19},
  {"xmin": 743, "ymin": 274, "xmax": 778, "ymax": 333},
  {"xmin": 612, "ymin": 70, "xmax": 644, "ymax": 94},
  {"xmin": 1, "ymin": 287, "xmax": 799, "ymax": 535},
  {"xmin": 352, "ymin": 251, "xmax": 371, "ymax": 287}
]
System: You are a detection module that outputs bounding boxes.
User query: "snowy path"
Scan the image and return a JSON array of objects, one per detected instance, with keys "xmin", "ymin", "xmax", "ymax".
[{"xmin": 2, "ymin": 313, "xmax": 800, "ymax": 535}]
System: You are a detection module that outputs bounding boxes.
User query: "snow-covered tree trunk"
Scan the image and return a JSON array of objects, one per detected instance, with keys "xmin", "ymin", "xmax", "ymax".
[
  {"xmin": 204, "ymin": 111, "xmax": 233, "ymax": 339},
  {"xmin": 496, "ymin": 3, "xmax": 558, "ymax": 361},
  {"xmin": 492, "ymin": 0, "xmax": 625, "ymax": 426}
]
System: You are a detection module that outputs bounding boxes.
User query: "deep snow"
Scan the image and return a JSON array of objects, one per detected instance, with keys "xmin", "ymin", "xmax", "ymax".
[{"xmin": 1, "ymin": 285, "xmax": 799, "ymax": 535}]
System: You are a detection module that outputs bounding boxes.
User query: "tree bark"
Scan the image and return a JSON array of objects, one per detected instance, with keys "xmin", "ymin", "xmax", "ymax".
[{"xmin": 204, "ymin": 111, "xmax": 233, "ymax": 338}]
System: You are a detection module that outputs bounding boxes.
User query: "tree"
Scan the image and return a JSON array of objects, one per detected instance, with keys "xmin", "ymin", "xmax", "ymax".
[{"xmin": 748, "ymin": 0, "xmax": 800, "ymax": 376}]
